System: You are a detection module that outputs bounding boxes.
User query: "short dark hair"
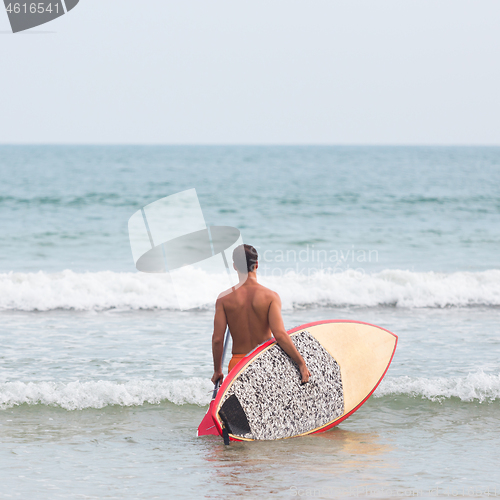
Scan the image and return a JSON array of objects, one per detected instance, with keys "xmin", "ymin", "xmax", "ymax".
[{"xmin": 233, "ymin": 244, "xmax": 258, "ymax": 273}]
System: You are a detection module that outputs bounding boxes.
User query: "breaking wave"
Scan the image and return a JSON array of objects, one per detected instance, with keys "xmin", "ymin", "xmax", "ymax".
[
  {"xmin": 1, "ymin": 372, "xmax": 499, "ymax": 411},
  {"xmin": 0, "ymin": 378, "xmax": 213, "ymax": 411},
  {"xmin": 375, "ymin": 371, "xmax": 500, "ymax": 403},
  {"xmin": 0, "ymin": 268, "xmax": 499, "ymax": 311}
]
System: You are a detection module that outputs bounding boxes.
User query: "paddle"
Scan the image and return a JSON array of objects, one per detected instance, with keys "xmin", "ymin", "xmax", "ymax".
[
  {"xmin": 213, "ymin": 326, "xmax": 230, "ymax": 398},
  {"xmin": 198, "ymin": 226, "xmax": 235, "ymax": 443},
  {"xmin": 197, "ymin": 326, "xmax": 230, "ymax": 442}
]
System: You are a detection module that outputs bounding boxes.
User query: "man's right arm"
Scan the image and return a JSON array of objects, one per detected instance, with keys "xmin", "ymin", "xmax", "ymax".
[
  {"xmin": 211, "ymin": 298, "xmax": 227, "ymax": 385},
  {"xmin": 268, "ymin": 293, "xmax": 310, "ymax": 383}
]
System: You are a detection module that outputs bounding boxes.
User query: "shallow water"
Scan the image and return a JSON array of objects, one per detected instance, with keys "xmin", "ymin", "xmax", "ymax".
[
  {"xmin": 2, "ymin": 396, "xmax": 499, "ymax": 499},
  {"xmin": 0, "ymin": 307, "xmax": 499, "ymax": 499}
]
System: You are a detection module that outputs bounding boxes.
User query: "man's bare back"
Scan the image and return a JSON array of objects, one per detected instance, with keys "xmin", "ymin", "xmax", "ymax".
[
  {"xmin": 218, "ymin": 280, "xmax": 276, "ymax": 355},
  {"xmin": 211, "ymin": 244, "xmax": 310, "ymax": 386}
]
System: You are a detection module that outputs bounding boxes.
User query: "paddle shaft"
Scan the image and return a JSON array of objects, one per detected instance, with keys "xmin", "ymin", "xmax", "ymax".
[{"xmin": 212, "ymin": 326, "xmax": 230, "ymax": 399}]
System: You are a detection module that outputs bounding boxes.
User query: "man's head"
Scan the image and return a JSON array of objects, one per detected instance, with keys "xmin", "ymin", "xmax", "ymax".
[{"xmin": 233, "ymin": 244, "xmax": 258, "ymax": 274}]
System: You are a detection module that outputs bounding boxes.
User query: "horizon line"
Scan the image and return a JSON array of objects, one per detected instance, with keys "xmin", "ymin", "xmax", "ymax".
[{"xmin": 1, "ymin": 143, "xmax": 500, "ymax": 148}]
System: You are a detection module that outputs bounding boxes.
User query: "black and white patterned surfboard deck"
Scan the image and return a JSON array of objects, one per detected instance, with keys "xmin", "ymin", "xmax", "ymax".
[{"xmin": 218, "ymin": 330, "xmax": 344, "ymax": 440}]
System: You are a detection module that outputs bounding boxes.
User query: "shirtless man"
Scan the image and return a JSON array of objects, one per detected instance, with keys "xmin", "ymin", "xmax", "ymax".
[{"xmin": 211, "ymin": 244, "xmax": 310, "ymax": 386}]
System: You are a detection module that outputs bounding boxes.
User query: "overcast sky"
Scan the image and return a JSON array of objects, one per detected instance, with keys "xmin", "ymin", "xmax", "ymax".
[{"xmin": 1, "ymin": 0, "xmax": 499, "ymax": 145}]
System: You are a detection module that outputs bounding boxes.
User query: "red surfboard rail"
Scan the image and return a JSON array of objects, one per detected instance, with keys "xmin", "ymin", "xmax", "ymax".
[
  {"xmin": 202, "ymin": 319, "xmax": 398, "ymax": 441},
  {"xmin": 197, "ymin": 399, "xmax": 220, "ymax": 437}
]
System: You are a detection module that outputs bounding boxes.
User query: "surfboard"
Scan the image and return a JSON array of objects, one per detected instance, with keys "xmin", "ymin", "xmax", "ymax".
[{"xmin": 198, "ymin": 319, "xmax": 397, "ymax": 442}]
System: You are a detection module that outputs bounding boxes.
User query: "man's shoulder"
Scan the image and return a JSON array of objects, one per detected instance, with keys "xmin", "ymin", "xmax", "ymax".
[
  {"xmin": 216, "ymin": 281, "xmax": 247, "ymax": 301},
  {"xmin": 216, "ymin": 287, "xmax": 234, "ymax": 302},
  {"xmin": 257, "ymin": 282, "xmax": 276, "ymax": 293},
  {"xmin": 253, "ymin": 283, "xmax": 279, "ymax": 301}
]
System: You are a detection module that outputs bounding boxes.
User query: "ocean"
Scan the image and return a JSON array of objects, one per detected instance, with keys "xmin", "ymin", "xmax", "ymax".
[{"xmin": 0, "ymin": 145, "xmax": 499, "ymax": 499}]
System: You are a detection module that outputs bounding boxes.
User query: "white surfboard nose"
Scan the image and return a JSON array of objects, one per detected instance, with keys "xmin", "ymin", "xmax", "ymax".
[{"xmin": 306, "ymin": 321, "xmax": 398, "ymax": 417}]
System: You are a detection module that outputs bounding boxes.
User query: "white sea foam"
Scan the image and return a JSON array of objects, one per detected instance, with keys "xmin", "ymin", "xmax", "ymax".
[
  {"xmin": 1, "ymin": 373, "xmax": 498, "ymax": 410},
  {"xmin": 0, "ymin": 268, "xmax": 499, "ymax": 311},
  {"xmin": 375, "ymin": 372, "xmax": 500, "ymax": 403},
  {"xmin": 264, "ymin": 268, "xmax": 500, "ymax": 309},
  {"xmin": 0, "ymin": 378, "xmax": 213, "ymax": 410}
]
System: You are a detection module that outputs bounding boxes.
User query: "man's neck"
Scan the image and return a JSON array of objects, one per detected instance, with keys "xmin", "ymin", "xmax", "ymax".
[{"xmin": 239, "ymin": 271, "xmax": 257, "ymax": 285}]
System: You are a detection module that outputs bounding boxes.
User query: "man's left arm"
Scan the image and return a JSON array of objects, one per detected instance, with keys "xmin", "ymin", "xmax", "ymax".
[{"xmin": 211, "ymin": 298, "xmax": 227, "ymax": 385}]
